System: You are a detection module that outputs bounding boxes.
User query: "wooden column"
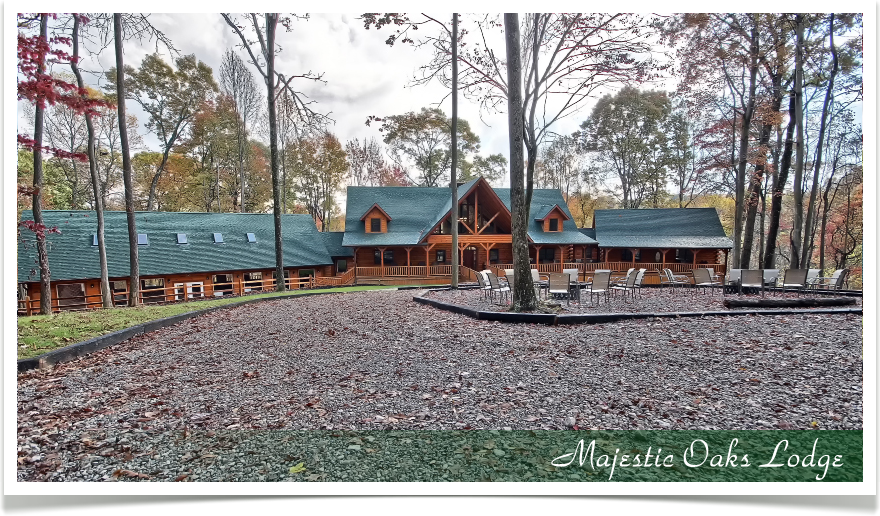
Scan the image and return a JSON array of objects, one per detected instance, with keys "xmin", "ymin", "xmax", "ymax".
[
  {"xmin": 534, "ymin": 245, "xmax": 542, "ymax": 266},
  {"xmin": 660, "ymin": 249, "xmax": 669, "ymax": 268},
  {"xmin": 631, "ymin": 248, "xmax": 638, "ymax": 266},
  {"xmin": 378, "ymin": 247, "xmax": 386, "ymax": 275},
  {"xmin": 405, "ymin": 247, "xmax": 412, "ymax": 267},
  {"xmin": 693, "ymin": 250, "xmax": 697, "ymax": 268}
]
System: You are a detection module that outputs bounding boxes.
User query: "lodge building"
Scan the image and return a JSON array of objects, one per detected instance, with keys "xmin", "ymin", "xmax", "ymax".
[{"xmin": 17, "ymin": 177, "xmax": 733, "ymax": 313}]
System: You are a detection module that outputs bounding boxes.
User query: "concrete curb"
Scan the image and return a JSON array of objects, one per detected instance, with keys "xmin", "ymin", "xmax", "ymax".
[
  {"xmin": 18, "ymin": 287, "xmax": 396, "ymax": 373},
  {"xmin": 413, "ymin": 289, "xmax": 863, "ymax": 326}
]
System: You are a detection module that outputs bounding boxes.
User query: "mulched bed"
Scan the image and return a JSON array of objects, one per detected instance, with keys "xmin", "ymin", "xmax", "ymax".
[
  {"xmin": 428, "ymin": 287, "xmax": 862, "ymax": 314},
  {"xmin": 17, "ymin": 289, "xmax": 863, "ymax": 481}
]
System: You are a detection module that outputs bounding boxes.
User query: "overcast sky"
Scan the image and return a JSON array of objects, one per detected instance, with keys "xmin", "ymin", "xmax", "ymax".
[{"xmin": 19, "ymin": 12, "xmax": 613, "ymax": 189}]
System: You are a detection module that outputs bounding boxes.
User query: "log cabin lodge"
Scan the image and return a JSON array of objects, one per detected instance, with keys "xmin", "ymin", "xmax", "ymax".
[{"xmin": 18, "ymin": 177, "xmax": 733, "ymax": 313}]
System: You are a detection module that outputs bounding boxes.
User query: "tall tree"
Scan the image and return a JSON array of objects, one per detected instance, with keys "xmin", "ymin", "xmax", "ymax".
[
  {"xmin": 345, "ymin": 137, "xmax": 386, "ymax": 186},
  {"xmin": 580, "ymin": 87, "xmax": 672, "ymax": 209},
  {"xmin": 222, "ymin": 13, "xmax": 331, "ymax": 291},
  {"xmin": 363, "ymin": 13, "xmax": 658, "ymax": 219},
  {"xmin": 368, "ymin": 107, "xmax": 480, "ymax": 187},
  {"xmin": 17, "ymin": 13, "xmax": 111, "ymax": 314},
  {"xmin": 450, "ymin": 13, "xmax": 460, "ymax": 288},
  {"xmin": 113, "ymin": 13, "xmax": 140, "ymax": 306},
  {"xmin": 789, "ymin": 14, "xmax": 807, "ymax": 268},
  {"xmin": 70, "ymin": 14, "xmax": 112, "ymax": 307},
  {"xmin": 220, "ymin": 49, "xmax": 262, "ymax": 213},
  {"xmin": 106, "ymin": 53, "xmax": 218, "ymax": 211},
  {"xmin": 504, "ymin": 13, "xmax": 538, "ymax": 311}
]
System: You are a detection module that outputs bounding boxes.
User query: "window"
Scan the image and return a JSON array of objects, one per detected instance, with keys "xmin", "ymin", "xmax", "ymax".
[
  {"xmin": 177, "ymin": 233, "xmax": 188, "ymax": 244},
  {"xmin": 384, "ymin": 250, "xmax": 394, "ymax": 264},
  {"xmin": 213, "ymin": 233, "xmax": 224, "ymax": 243},
  {"xmin": 539, "ymin": 247, "xmax": 555, "ymax": 263},
  {"xmin": 370, "ymin": 218, "xmax": 381, "ymax": 233},
  {"xmin": 92, "ymin": 234, "xmax": 98, "ymax": 246},
  {"xmin": 56, "ymin": 283, "xmax": 86, "ymax": 309},
  {"xmin": 212, "ymin": 274, "xmax": 234, "ymax": 296},
  {"xmin": 622, "ymin": 249, "xmax": 634, "ymax": 261},
  {"xmin": 246, "ymin": 233, "xmax": 256, "ymax": 243},
  {"xmin": 141, "ymin": 278, "xmax": 165, "ymax": 303},
  {"xmin": 137, "ymin": 233, "xmax": 149, "ymax": 245},
  {"xmin": 549, "ymin": 218, "xmax": 559, "ymax": 231},
  {"xmin": 374, "ymin": 250, "xmax": 382, "ymax": 265},
  {"xmin": 271, "ymin": 270, "xmax": 290, "ymax": 279},
  {"xmin": 112, "ymin": 280, "xmax": 128, "ymax": 306},
  {"xmin": 298, "ymin": 269, "xmax": 315, "ymax": 277},
  {"xmin": 244, "ymin": 272, "xmax": 263, "ymax": 291},
  {"xmin": 489, "ymin": 249, "xmax": 499, "ymax": 263},
  {"xmin": 436, "ymin": 250, "xmax": 446, "ymax": 263},
  {"xmin": 337, "ymin": 259, "xmax": 348, "ymax": 273},
  {"xmin": 373, "ymin": 250, "xmax": 393, "ymax": 265}
]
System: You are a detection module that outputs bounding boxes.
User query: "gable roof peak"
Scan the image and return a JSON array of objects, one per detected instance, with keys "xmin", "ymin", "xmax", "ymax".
[{"xmin": 359, "ymin": 203, "xmax": 393, "ymax": 221}]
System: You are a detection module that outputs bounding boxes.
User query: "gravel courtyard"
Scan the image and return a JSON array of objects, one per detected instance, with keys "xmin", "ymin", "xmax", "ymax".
[
  {"xmin": 17, "ymin": 289, "xmax": 863, "ymax": 481},
  {"xmin": 428, "ymin": 285, "xmax": 863, "ymax": 313}
]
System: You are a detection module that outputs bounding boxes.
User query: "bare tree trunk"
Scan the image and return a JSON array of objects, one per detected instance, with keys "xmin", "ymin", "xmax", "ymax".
[
  {"xmin": 33, "ymin": 15, "xmax": 52, "ymax": 315},
  {"xmin": 731, "ymin": 19, "xmax": 759, "ymax": 269},
  {"xmin": 72, "ymin": 15, "xmax": 112, "ymax": 308},
  {"xmin": 505, "ymin": 13, "xmax": 537, "ymax": 311},
  {"xmin": 790, "ymin": 14, "xmax": 806, "ymax": 269},
  {"xmin": 764, "ymin": 91, "xmax": 796, "ymax": 268},
  {"xmin": 115, "ymin": 14, "xmax": 140, "ymax": 306},
  {"xmin": 801, "ymin": 13, "xmax": 839, "ymax": 268},
  {"xmin": 266, "ymin": 14, "xmax": 285, "ymax": 291},
  {"xmin": 740, "ymin": 93, "xmax": 779, "ymax": 267},
  {"xmin": 450, "ymin": 13, "xmax": 459, "ymax": 289}
]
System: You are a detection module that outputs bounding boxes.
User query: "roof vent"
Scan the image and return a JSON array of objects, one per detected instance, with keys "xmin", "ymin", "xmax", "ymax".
[{"xmin": 213, "ymin": 233, "xmax": 224, "ymax": 243}]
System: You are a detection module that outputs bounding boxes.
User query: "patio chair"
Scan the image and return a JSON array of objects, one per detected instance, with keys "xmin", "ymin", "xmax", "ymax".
[
  {"xmin": 631, "ymin": 268, "xmax": 647, "ymax": 297},
  {"xmin": 613, "ymin": 268, "xmax": 636, "ymax": 287},
  {"xmin": 611, "ymin": 269, "xmax": 639, "ymax": 302},
  {"xmin": 805, "ymin": 269, "xmax": 822, "ymax": 290},
  {"xmin": 548, "ymin": 272, "xmax": 575, "ymax": 305},
  {"xmin": 723, "ymin": 269, "xmax": 742, "ymax": 296},
  {"xmin": 530, "ymin": 268, "xmax": 548, "ymax": 299},
  {"xmin": 485, "ymin": 271, "xmax": 510, "ymax": 304},
  {"xmin": 585, "ymin": 271, "xmax": 611, "ymax": 304},
  {"xmin": 740, "ymin": 269, "xmax": 764, "ymax": 297},
  {"xmin": 660, "ymin": 268, "xmax": 689, "ymax": 290},
  {"xmin": 780, "ymin": 269, "xmax": 809, "ymax": 296},
  {"xmin": 503, "ymin": 268, "xmax": 515, "ymax": 287},
  {"xmin": 562, "ymin": 269, "xmax": 582, "ymax": 303},
  {"xmin": 812, "ymin": 269, "xmax": 849, "ymax": 291},
  {"xmin": 763, "ymin": 269, "xmax": 780, "ymax": 288},
  {"xmin": 475, "ymin": 271, "xmax": 492, "ymax": 300},
  {"xmin": 692, "ymin": 268, "xmax": 719, "ymax": 296}
]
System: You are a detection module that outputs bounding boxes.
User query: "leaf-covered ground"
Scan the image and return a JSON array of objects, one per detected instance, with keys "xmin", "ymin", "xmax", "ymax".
[
  {"xmin": 17, "ymin": 285, "xmax": 399, "ymax": 359},
  {"xmin": 428, "ymin": 286, "xmax": 862, "ymax": 314},
  {"xmin": 17, "ymin": 289, "xmax": 862, "ymax": 481}
]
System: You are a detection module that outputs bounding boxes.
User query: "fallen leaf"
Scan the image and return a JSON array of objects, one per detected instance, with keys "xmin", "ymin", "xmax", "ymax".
[{"xmin": 289, "ymin": 462, "xmax": 306, "ymax": 474}]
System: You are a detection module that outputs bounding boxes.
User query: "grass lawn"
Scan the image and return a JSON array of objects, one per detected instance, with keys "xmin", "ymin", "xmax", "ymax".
[{"xmin": 17, "ymin": 285, "xmax": 405, "ymax": 360}]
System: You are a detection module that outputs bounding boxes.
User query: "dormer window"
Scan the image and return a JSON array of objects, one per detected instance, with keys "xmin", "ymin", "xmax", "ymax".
[
  {"xmin": 361, "ymin": 203, "xmax": 391, "ymax": 233},
  {"xmin": 549, "ymin": 219, "xmax": 559, "ymax": 231}
]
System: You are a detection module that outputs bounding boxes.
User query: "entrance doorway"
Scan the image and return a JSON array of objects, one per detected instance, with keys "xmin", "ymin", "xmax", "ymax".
[{"xmin": 463, "ymin": 246, "xmax": 477, "ymax": 269}]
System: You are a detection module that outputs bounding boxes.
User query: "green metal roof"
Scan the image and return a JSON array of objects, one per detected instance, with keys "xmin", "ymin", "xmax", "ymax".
[
  {"xmin": 342, "ymin": 181, "xmax": 595, "ymax": 247},
  {"xmin": 593, "ymin": 208, "xmax": 733, "ymax": 249},
  {"xmin": 18, "ymin": 210, "xmax": 333, "ymax": 282},
  {"xmin": 320, "ymin": 231, "xmax": 354, "ymax": 257},
  {"xmin": 493, "ymin": 189, "xmax": 597, "ymax": 245}
]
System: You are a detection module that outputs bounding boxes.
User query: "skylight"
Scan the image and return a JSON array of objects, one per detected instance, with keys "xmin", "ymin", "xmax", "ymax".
[
  {"xmin": 137, "ymin": 233, "xmax": 149, "ymax": 245},
  {"xmin": 177, "ymin": 233, "xmax": 188, "ymax": 244},
  {"xmin": 92, "ymin": 234, "xmax": 98, "ymax": 246},
  {"xmin": 247, "ymin": 233, "xmax": 256, "ymax": 243},
  {"xmin": 213, "ymin": 233, "xmax": 224, "ymax": 243}
]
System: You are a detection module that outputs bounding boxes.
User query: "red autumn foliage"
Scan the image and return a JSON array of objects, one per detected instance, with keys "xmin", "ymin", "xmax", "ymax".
[{"xmin": 17, "ymin": 13, "xmax": 115, "ymax": 162}]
